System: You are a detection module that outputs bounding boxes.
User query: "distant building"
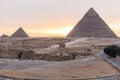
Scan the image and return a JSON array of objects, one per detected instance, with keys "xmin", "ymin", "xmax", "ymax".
[
  {"xmin": 1, "ymin": 34, "xmax": 9, "ymax": 38},
  {"xmin": 67, "ymin": 8, "xmax": 117, "ymax": 38},
  {"xmin": 11, "ymin": 27, "xmax": 29, "ymax": 38}
]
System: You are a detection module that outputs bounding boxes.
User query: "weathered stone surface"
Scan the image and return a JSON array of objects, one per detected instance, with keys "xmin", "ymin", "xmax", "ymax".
[
  {"xmin": 31, "ymin": 53, "xmax": 73, "ymax": 61},
  {"xmin": 0, "ymin": 49, "xmax": 22, "ymax": 59},
  {"xmin": 67, "ymin": 8, "xmax": 117, "ymax": 38},
  {"xmin": 21, "ymin": 50, "xmax": 34, "ymax": 59},
  {"xmin": 43, "ymin": 54, "xmax": 73, "ymax": 61}
]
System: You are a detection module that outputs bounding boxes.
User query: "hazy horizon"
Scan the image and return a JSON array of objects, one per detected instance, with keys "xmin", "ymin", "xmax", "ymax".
[{"xmin": 0, "ymin": 0, "xmax": 120, "ymax": 37}]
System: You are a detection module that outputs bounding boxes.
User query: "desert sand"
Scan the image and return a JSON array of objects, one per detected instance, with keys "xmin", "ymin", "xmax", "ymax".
[
  {"xmin": 0, "ymin": 57, "xmax": 118, "ymax": 79},
  {"xmin": 0, "ymin": 37, "xmax": 119, "ymax": 79}
]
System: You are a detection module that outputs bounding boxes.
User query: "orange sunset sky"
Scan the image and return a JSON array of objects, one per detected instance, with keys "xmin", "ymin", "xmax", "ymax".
[{"xmin": 0, "ymin": 0, "xmax": 120, "ymax": 37}]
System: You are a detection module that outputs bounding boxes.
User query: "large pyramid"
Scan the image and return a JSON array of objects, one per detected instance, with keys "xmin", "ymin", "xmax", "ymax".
[
  {"xmin": 67, "ymin": 8, "xmax": 117, "ymax": 38},
  {"xmin": 11, "ymin": 27, "xmax": 29, "ymax": 38}
]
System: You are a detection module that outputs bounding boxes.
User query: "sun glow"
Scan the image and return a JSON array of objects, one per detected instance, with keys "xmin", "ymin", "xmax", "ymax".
[
  {"xmin": 46, "ymin": 27, "xmax": 73, "ymax": 36},
  {"xmin": 27, "ymin": 26, "xmax": 73, "ymax": 37},
  {"xmin": 109, "ymin": 23, "xmax": 120, "ymax": 37},
  {"xmin": 27, "ymin": 23, "xmax": 120, "ymax": 37}
]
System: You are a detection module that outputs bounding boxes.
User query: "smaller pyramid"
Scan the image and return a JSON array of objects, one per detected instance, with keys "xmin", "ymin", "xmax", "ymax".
[
  {"xmin": 11, "ymin": 27, "xmax": 29, "ymax": 38},
  {"xmin": 1, "ymin": 34, "xmax": 9, "ymax": 38}
]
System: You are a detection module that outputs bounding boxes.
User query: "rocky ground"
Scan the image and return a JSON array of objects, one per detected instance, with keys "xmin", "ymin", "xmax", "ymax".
[
  {"xmin": 0, "ymin": 37, "xmax": 119, "ymax": 79},
  {"xmin": 0, "ymin": 37, "xmax": 119, "ymax": 59}
]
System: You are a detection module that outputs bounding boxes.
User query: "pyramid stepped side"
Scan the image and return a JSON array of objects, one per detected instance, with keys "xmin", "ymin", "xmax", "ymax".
[
  {"xmin": 67, "ymin": 8, "xmax": 117, "ymax": 38},
  {"xmin": 11, "ymin": 27, "xmax": 29, "ymax": 38}
]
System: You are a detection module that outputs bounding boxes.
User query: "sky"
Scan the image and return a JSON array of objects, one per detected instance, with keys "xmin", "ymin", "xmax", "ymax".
[{"xmin": 0, "ymin": 0, "xmax": 120, "ymax": 37}]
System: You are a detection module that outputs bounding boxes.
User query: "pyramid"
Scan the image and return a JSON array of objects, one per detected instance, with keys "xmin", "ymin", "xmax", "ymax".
[
  {"xmin": 1, "ymin": 34, "xmax": 9, "ymax": 38},
  {"xmin": 67, "ymin": 8, "xmax": 117, "ymax": 38},
  {"xmin": 11, "ymin": 27, "xmax": 29, "ymax": 38}
]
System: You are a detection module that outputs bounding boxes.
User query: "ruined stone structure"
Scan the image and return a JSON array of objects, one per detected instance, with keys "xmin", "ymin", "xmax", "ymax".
[
  {"xmin": 67, "ymin": 8, "xmax": 117, "ymax": 38},
  {"xmin": 11, "ymin": 27, "xmax": 29, "ymax": 38},
  {"xmin": 58, "ymin": 41, "xmax": 68, "ymax": 55},
  {"xmin": 1, "ymin": 34, "xmax": 9, "ymax": 38}
]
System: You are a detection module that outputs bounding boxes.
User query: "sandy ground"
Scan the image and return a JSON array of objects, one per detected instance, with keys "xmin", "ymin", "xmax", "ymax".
[
  {"xmin": 0, "ymin": 37, "xmax": 119, "ymax": 79},
  {"xmin": 0, "ymin": 56, "xmax": 118, "ymax": 79}
]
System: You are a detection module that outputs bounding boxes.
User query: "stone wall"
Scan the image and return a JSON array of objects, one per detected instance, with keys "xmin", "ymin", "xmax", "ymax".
[
  {"xmin": 0, "ymin": 49, "xmax": 22, "ymax": 59},
  {"xmin": 0, "ymin": 49, "xmax": 74, "ymax": 61}
]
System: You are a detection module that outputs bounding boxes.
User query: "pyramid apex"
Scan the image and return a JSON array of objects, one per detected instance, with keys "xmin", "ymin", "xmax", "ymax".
[
  {"xmin": 89, "ymin": 7, "xmax": 94, "ymax": 10},
  {"xmin": 19, "ymin": 27, "xmax": 23, "ymax": 30},
  {"xmin": 86, "ymin": 7, "xmax": 98, "ymax": 16}
]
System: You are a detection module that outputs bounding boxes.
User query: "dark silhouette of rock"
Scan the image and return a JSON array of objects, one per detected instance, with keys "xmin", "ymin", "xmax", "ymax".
[
  {"xmin": 11, "ymin": 27, "xmax": 29, "ymax": 38},
  {"xmin": 17, "ymin": 51, "xmax": 23, "ymax": 59},
  {"xmin": 67, "ymin": 8, "xmax": 117, "ymax": 38}
]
